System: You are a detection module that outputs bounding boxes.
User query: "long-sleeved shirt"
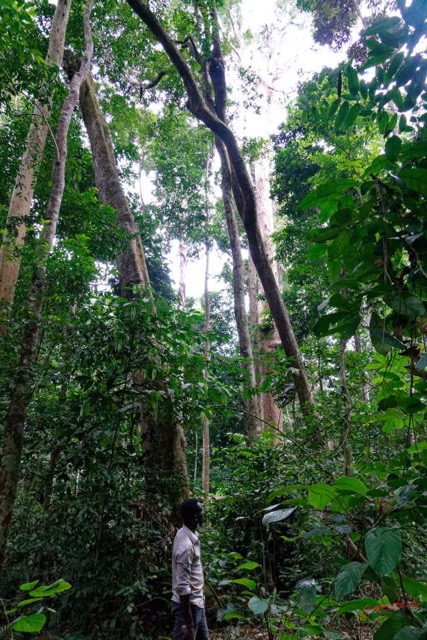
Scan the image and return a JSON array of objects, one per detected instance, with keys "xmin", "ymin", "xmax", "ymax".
[{"xmin": 172, "ymin": 525, "xmax": 205, "ymax": 609}]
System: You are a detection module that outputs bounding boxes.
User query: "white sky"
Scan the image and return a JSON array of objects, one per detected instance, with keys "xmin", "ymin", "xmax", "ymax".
[{"xmin": 141, "ymin": 1, "xmax": 347, "ymax": 302}]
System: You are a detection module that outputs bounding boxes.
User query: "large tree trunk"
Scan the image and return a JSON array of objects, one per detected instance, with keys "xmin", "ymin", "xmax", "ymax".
[
  {"xmin": 0, "ymin": 0, "xmax": 72, "ymax": 328},
  {"xmin": 79, "ymin": 74, "xmax": 150, "ymax": 296},
  {"xmin": 216, "ymin": 140, "xmax": 261, "ymax": 440},
  {"xmin": 193, "ymin": 5, "xmax": 261, "ymax": 440},
  {"xmin": 0, "ymin": 0, "xmax": 94, "ymax": 573},
  {"xmin": 79, "ymin": 74, "xmax": 189, "ymax": 509},
  {"xmin": 252, "ymin": 155, "xmax": 283, "ymax": 431},
  {"xmin": 125, "ymin": 0, "xmax": 314, "ymax": 413}
]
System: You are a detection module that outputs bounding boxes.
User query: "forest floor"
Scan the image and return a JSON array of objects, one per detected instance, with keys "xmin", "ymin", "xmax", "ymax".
[{"xmin": 210, "ymin": 619, "xmax": 375, "ymax": 638}]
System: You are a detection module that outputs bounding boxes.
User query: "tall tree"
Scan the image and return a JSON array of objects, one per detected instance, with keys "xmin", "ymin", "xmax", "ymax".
[
  {"xmin": 125, "ymin": 0, "xmax": 314, "ymax": 414},
  {"xmin": 79, "ymin": 74, "xmax": 189, "ymax": 508},
  {"xmin": 0, "ymin": 0, "xmax": 72, "ymax": 328},
  {"xmin": 0, "ymin": 0, "xmax": 94, "ymax": 572}
]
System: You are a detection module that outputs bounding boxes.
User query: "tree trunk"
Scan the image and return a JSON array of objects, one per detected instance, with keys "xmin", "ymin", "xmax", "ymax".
[
  {"xmin": 79, "ymin": 73, "xmax": 189, "ymax": 509},
  {"xmin": 354, "ymin": 331, "xmax": 370, "ymax": 402},
  {"xmin": 0, "ymin": 0, "xmax": 94, "ymax": 573},
  {"xmin": 79, "ymin": 74, "xmax": 150, "ymax": 296},
  {"xmin": 202, "ymin": 242, "xmax": 210, "ymax": 494},
  {"xmin": 125, "ymin": 0, "xmax": 314, "ymax": 414},
  {"xmin": 216, "ymin": 140, "xmax": 261, "ymax": 441},
  {"xmin": 338, "ymin": 339, "xmax": 352, "ymax": 475},
  {"xmin": 192, "ymin": 6, "xmax": 261, "ymax": 440},
  {"xmin": 0, "ymin": 0, "xmax": 72, "ymax": 328},
  {"xmin": 178, "ymin": 241, "xmax": 188, "ymax": 311},
  {"xmin": 252, "ymin": 155, "xmax": 283, "ymax": 431}
]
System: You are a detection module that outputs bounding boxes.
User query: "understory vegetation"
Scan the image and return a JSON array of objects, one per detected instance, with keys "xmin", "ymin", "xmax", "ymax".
[{"xmin": 0, "ymin": 0, "xmax": 426, "ymax": 638}]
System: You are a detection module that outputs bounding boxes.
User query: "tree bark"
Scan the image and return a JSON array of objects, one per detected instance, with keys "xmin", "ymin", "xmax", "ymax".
[
  {"xmin": 192, "ymin": 3, "xmax": 260, "ymax": 440},
  {"xmin": 354, "ymin": 331, "xmax": 370, "ymax": 402},
  {"xmin": 178, "ymin": 241, "xmax": 188, "ymax": 311},
  {"xmin": 216, "ymin": 139, "xmax": 261, "ymax": 440},
  {"xmin": 79, "ymin": 73, "xmax": 189, "ymax": 509},
  {"xmin": 0, "ymin": 0, "xmax": 72, "ymax": 327},
  {"xmin": 125, "ymin": 0, "xmax": 314, "ymax": 413},
  {"xmin": 252, "ymin": 155, "xmax": 283, "ymax": 431},
  {"xmin": 0, "ymin": 0, "xmax": 94, "ymax": 573},
  {"xmin": 338, "ymin": 339, "xmax": 352, "ymax": 475},
  {"xmin": 79, "ymin": 74, "xmax": 150, "ymax": 296},
  {"xmin": 202, "ymin": 242, "xmax": 210, "ymax": 494}
]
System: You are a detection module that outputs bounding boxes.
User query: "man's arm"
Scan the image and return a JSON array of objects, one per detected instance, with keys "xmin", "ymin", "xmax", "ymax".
[
  {"xmin": 175, "ymin": 547, "xmax": 194, "ymax": 637},
  {"xmin": 179, "ymin": 593, "xmax": 193, "ymax": 637}
]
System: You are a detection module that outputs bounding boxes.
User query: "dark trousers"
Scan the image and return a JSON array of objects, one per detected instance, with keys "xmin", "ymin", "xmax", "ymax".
[{"xmin": 172, "ymin": 602, "xmax": 210, "ymax": 640}]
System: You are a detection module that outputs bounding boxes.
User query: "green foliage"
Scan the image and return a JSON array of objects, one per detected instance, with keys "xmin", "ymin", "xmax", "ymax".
[
  {"xmin": 0, "ymin": 0, "xmax": 47, "ymax": 100},
  {"xmin": 148, "ymin": 104, "xmax": 214, "ymax": 250},
  {"xmin": 0, "ymin": 579, "xmax": 71, "ymax": 636},
  {"xmin": 296, "ymin": 0, "xmax": 358, "ymax": 50}
]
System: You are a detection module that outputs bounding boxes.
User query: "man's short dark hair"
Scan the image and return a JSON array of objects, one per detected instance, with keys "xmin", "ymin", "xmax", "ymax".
[{"xmin": 180, "ymin": 498, "xmax": 201, "ymax": 523}]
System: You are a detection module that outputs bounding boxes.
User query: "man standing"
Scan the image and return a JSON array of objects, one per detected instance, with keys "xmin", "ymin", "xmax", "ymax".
[{"xmin": 172, "ymin": 498, "xmax": 210, "ymax": 640}]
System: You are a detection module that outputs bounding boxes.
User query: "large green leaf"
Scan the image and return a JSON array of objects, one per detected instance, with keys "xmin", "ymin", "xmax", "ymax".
[
  {"xmin": 389, "ymin": 294, "xmax": 426, "ymax": 318},
  {"xmin": 394, "ymin": 626, "xmax": 427, "ymax": 640},
  {"xmin": 385, "ymin": 135, "xmax": 402, "ymax": 161},
  {"xmin": 368, "ymin": 328, "xmax": 406, "ymax": 354},
  {"xmin": 267, "ymin": 485, "xmax": 305, "ymax": 502},
  {"xmin": 335, "ymin": 101, "xmax": 350, "ymax": 131},
  {"xmin": 308, "ymin": 483, "xmax": 337, "ymax": 509},
  {"xmin": 19, "ymin": 581, "xmax": 39, "ymax": 592},
  {"xmin": 334, "ymin": 562, "xmax": 368, "ymax": 600},
  {"xmin": 364, "ymin": 154, "xmax": 393, "ymax": 176},
  {"xmin": 334, "ymin": 477, "xmax": 369, "ymax": 496},
  {"xmin": 365, "ymin": 527, "xmax": 402, "ymax": 576},
  {"xmin": 364, "ymin": 16, "xmax": 401, "ymax": 36},
  {"xmin": 338, "ymin": 597, "xmax": 381, "ymax": 613},
  {"xmin": 300, "ymin": 179, "xmax": 357, "ymax": 210},
  {"xmin": 248, "ymin": 596, "xmax": 269, "ymax": 615},
  {"xmin": 346, "ymin": 65, "xmax": 359, "ymax": 97},
  {"xmin": 237, "ymin": 561, "xmax": 260, "ymax": 571},
  {"xmin": 381, "ymin": 576, "xmax": 400, "ymax": 602},
  {"xmin": 223, "ymin": 610, "xmax": 245, "ymax": 621},
  {"xmin": 30, "ymin": 579, "xmax": 72, "ymax": 598},
  {"xmin": 262, "ymin": 507, "xmax": 296, "ymax": 526},
  {"xmin": 373, "ymin": 612, "xmax": 413, "ymax": 640},
  {"xmin": 12, "ymin": 613, "xmax": 46, "ymax": 633},
  {"xmin": 296, "ymin": 579, "xmax": 317, "ymax": 614},
  {"xmin": 232, "ymin": 578, "xmax": 256, "ymax": 591},
  {"xmin": 402, "ymin": 576, "xmax": 427, "ymax": 601},
  {"xmin": 399, "ymin": 168, "xmax": 427, "ymax": 195}
]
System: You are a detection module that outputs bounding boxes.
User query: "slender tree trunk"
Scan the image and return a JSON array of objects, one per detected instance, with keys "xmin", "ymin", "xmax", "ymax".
[
  {"xmin": 79, "ymin": 74, "xmax": 150, "ymax": 296},
  {"xmin": 338, "ymin": 339, "xmax": 352, "ymax": 475},
  {"xmin": 178, "ymin": 241, "xmax": 188, "ymax": 311},
  {"xmin": 0, "ymin": 0, "xmax": 72, "ymax": 328},
  {"xmin": 79, "ymin": 73, "xmax": 189, "ymax": 509},
  {"xmin": 202, "ymin": 243, "xmax": 210, "ymax": 494},
  {"xmin": 354, "ymin": 331, "xmax": 370, "ymax": 402},
  {"xmin": 216, "ymin": 140, "xmax": 261, "ymax": 440},
  {"xmin": 247, "ymin": 254, "xmax": 265, "ymax": 429},
  {"xmin": 192, "ymin": 6, "xmax": 261, "ymax": 440},
  {"xmin": 126, "ymin": 0, "xmax": 314, "ymax": 413},
  {"xmin": 252, "ymin": 155, "xmax": 283, "ymax": 431},
  {"xmin": 0, "ymin": 0, "xmax": 94, "ymax": 573}
]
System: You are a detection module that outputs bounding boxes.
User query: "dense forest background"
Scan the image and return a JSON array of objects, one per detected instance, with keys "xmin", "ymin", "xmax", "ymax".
[{"xmin": 0, "ymin": 0, "xmax": 426, "ymax": 638}]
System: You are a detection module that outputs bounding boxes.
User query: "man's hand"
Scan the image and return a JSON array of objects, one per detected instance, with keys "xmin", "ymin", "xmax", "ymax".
[{"xmin": 181, "ymin": 623, "xmax": 194, "ymax": 639}]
